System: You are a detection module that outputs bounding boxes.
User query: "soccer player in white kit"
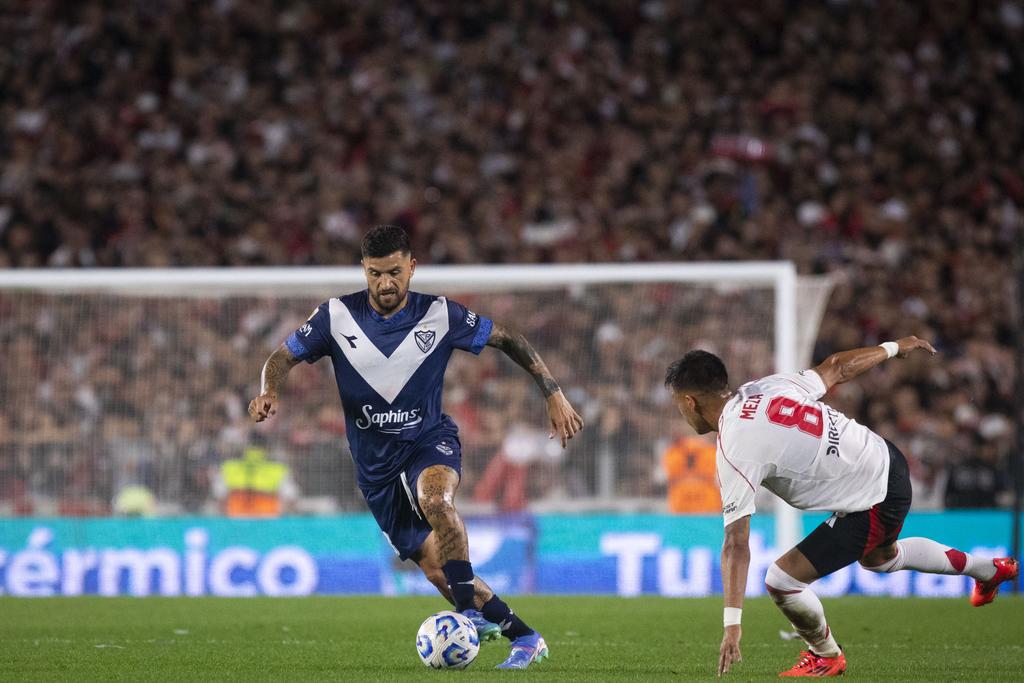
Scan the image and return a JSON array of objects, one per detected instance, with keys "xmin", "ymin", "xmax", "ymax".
[{"xmin": 664, "ymin": 337, "xmax": 1019, "ymax": 677}]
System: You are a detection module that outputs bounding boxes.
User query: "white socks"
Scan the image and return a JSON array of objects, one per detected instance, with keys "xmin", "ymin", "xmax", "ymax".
[
  {"xmin": 765, "ymin": 563, "xmax": 841, "ymax": 658},
  {"xmin": 863, "ymin": 538, "xmax": 997, "ymax": 581},
  {"xmin": 764, "ymin": 541, "xmax": 998, "ymax": 660}
]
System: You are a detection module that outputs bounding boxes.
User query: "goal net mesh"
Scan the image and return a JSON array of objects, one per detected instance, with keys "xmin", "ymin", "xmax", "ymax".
[{"xmin": 0, "ymin": 271, "xmax": 829, "ymax": 517}]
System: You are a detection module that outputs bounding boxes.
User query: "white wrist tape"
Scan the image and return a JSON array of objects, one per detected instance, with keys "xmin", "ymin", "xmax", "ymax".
[
  {"xmin": 879, "ymin": 341, "xmax": 899, "ymax": 359},
  {"xmin": 723, "ymin": 607, "xmax": 742, "ymax": 627}
]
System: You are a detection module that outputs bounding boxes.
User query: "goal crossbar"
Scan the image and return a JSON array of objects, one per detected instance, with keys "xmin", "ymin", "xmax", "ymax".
[{"xmin": 0, "ymin": 262, "xmax": 795, "ymax": 289}]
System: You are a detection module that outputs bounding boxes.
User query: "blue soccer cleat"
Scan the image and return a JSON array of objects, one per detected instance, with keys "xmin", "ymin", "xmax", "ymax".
[
  {"xmin": 462, "ymin": 609, "xmax": 501, "ymax": 642},
  {"xmin": 496, "ymin": 631, "xmax": 549, "ymax": 670}
]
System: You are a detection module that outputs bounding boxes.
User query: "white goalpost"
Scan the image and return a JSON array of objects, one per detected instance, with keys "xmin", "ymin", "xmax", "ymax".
[{"xmin": 0, "ymin": 263, "xmax": 830, "ymax": 549}]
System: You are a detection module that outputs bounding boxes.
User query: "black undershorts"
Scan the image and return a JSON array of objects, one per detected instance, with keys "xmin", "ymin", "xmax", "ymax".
[{"xmin": 796, "ymin": 439, "xmax": 913, "ymax": 577}]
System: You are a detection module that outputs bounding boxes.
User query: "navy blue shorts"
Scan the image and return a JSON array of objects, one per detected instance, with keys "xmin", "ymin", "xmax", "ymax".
[{"xmin": 360, "ymin": 432, "xmax": 462, "ymax": 561}]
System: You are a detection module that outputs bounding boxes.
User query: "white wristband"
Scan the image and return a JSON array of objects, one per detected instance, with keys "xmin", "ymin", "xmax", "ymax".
[
  {"xmin": 879, "ymin": 341, "xmax": 899, "ymax": 359},
  {"xmin": 724, "ymin": 607, "xmax": 742, "ymax": 627}
]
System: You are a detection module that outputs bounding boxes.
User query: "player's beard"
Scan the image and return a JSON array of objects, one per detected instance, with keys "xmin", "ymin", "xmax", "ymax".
[{"xmin": 372, "ymin": 286, "xmax": 405, "ymax": 313}]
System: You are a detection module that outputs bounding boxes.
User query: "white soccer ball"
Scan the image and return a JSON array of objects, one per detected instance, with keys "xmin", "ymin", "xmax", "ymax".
[{"xmin": 415, "ymin": 610, "xmax": 480, "ymax": 669}]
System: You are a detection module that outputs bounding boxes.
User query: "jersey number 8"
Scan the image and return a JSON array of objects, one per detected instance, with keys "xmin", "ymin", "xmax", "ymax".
[{"xmin": 765, "ymin": 396, "xmax": 823, "ymax": 438}]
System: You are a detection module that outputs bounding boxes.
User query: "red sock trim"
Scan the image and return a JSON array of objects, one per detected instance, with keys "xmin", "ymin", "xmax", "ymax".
[{"xmin": 945, "ymin": 548, "xmax": 967, "ymax": 573}]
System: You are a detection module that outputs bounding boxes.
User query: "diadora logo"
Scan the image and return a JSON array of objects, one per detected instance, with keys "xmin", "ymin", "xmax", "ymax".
[
  {"xmin": 298, "ymin": 323, "xmax": 313, "ymax": 337},
  {"xmin": 466, "ymin": 311, "xmax": 478, "ymax": 328},
  {"xmin": 414, "ymin": 329, "xmax": 435, "ymax": 353},
  {"xmin": 436, "ymin": 443, "xmax": 454, "ymax": 456},
  {"xmin": 355, "ymin": 404, "xmax": 422, "ymax": 432}
]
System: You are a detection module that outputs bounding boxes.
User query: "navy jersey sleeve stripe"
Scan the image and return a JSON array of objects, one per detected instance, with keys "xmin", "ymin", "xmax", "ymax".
[{"xmin": 469, "ymin": 317, "xmax": 493, "ymax": 355}]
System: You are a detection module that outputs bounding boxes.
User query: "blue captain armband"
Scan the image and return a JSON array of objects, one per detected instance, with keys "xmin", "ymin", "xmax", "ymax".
[
  {"xmin": 469, "ymin": 318, "xmax": 493, "ymax": 354},
  {"xmin": 285, "ymin": 332, "xmax": 310, "ymax": 360}
]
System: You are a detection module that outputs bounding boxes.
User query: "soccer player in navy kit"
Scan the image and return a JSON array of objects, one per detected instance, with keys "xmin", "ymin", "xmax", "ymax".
[{"xmin": 249, "ymin": 225, "xmax": 583, "ymax": 670}]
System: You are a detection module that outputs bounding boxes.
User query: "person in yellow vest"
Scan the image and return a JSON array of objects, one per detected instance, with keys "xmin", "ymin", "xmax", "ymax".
[
  {"xmin": 215, "ymin": 445, "xmax": 298, "ymax": 518},
  {"xmin": 113, "ymin": 484, "xmax": 157, "ymax": 517},
  {"xmin": 661, "ymin": 434, "xmax": 721, "ymax": 514}
]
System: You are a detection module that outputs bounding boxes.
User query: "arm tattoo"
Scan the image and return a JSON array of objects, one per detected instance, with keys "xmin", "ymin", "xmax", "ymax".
[
  {"xmin": 260, "ymin": 344, "xmax": 301, "ymax": 394},
  {"xmin": 486, "ymin": 323, "xmax": 561, "ymax": 398}
]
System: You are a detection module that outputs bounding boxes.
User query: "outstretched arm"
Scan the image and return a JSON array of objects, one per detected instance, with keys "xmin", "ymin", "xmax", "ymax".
[
  {"xmin": 812, "ymin": 335, "xmax": 936, "ymax": 391},
  {"xmin": 486, "ymin": 323, "xmax": 584, "ymax": 447},
  {"xmin": 718, "ymin": 515, "xmax": 751, "ymax": 676},
  {"xmin": 248, "ymin": 344, "xmax": 301, "ymax": 422}
]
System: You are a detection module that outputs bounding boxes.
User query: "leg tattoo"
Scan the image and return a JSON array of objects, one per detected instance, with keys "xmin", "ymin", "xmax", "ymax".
[
  {"xmin": 418, "ymin": 465, "xmax": 475, "ymax": 611},
  {"xmin": 417, "ymin": 466, "xmax": 468, "ymax": 563}
]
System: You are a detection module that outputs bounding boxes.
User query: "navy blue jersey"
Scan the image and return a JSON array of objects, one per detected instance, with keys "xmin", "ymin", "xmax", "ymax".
[{"xmin": 284, "ymin": 290, "xmax": 493, "ymax": 488}]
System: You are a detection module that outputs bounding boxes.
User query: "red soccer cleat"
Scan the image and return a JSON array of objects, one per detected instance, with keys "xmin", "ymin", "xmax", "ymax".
[
  {"xmin": 778, "ymin": 650, "xmax": 847, "ymax": 677},
  {"xmin": 970, "ymin": 557, "xmax": 1019, "ymax": 607}
]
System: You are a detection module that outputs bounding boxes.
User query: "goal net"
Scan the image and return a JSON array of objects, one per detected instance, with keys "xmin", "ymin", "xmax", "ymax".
[{"xmin": 0, "ymin": 264, "xmax": 830, "ymax": 546}]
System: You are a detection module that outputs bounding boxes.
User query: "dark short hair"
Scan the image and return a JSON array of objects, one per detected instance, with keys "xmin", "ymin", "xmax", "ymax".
[
  {"xmin": 361, "ymin": 224, "xmax": 411, "ymax": 259},
  {"xmin": 664, "ymin": 350, "xmax": 729, "ymax": 394}
]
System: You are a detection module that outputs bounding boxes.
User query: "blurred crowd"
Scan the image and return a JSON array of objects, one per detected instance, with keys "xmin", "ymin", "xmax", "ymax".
[
  {"xmin": 1, "ymin": 0, "xmax": 1021, "ymax": 514},
  {"xmin": 0, "ymin": 285, "xmax": 775, "ymax": 514}
]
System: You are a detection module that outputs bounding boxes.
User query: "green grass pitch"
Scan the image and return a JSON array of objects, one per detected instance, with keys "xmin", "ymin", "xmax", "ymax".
[{"xmin": 2, "ymin": 596, "xmax": 1021, "ymax": 681}]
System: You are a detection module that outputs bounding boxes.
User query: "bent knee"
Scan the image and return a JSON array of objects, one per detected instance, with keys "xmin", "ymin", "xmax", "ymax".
[
  {"xmin": 859, "ymin": 560, "xmax": 889, "ymax": 573},
  {"xmin": 764, "ymin": 562, "xmax": 809, "ymax": 603},
  {"xmin": 859, "ymin": 544, "xmax": 899, "ymax": 572}
]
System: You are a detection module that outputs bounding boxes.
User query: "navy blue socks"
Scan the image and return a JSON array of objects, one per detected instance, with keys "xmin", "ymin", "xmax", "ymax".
[
  {"xmin": 442, "ymin": 559, "xmax": 476, "ymax": 612},
  {"xmin": 482, "ymin": 594, "xmax": 534, "ymax": 640},
  {"xmin": 441, "ymin": 560, "xmax": 534, "ymax": 640}
]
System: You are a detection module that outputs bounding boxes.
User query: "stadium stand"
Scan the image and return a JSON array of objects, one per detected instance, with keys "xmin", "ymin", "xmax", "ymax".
[{"xmin": 0, "ymin": 0, "xmax": 1020, "ymax": 514}]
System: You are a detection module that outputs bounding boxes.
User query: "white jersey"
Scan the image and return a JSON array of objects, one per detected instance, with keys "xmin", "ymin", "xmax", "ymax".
[{"xmin": 717, "ymin": 370, "xmax": 890, "ymax": 527}]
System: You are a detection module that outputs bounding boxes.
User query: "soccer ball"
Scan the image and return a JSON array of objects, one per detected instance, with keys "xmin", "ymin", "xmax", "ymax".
[{"xmin": 415, "ymin": 610, "xmax": 480, "ymax": 669}]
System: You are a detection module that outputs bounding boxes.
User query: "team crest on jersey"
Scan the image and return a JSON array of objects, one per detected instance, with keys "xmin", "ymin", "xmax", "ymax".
[{"xmin": 414, "ymin": 329, "xmax": 436, "ymax": 353}]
